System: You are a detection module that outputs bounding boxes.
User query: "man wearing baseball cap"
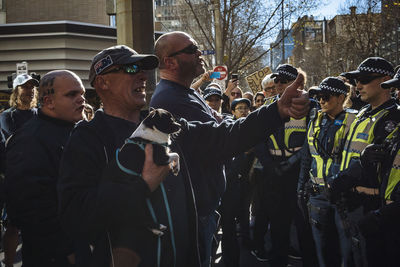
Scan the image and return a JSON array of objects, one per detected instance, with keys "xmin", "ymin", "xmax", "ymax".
[
  {"xmin": 328, "ymin": 57, "xmax": 400, "ymax": 266},
  {"xmin": 0, "ymin": 74, "xmax": 39, "ymax": 139}
]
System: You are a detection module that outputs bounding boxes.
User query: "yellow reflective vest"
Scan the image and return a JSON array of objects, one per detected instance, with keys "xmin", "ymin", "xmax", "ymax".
[
  {"xmin": 340, "ymin": 106, "xmax": 390, "ymax": 171},
  {"xmin": 308, "ymin": 110, "xmax": 356, "ymax": 185},
  {"xmin": 383, "ymin": 125, "xmax": 400, "ymax": 201}
]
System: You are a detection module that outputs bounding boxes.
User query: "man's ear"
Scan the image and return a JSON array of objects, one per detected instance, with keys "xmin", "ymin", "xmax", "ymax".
[
  {"xmin": 163, "ymin": 57, "xmax": 177, "ymax": 70},
  {"xmin": 42, "ymin": 94, "xmax": 55, "ymax": 110},
  {"xmin": 95, "ymin": 76, "xmax": 109, "ymax": 91}
]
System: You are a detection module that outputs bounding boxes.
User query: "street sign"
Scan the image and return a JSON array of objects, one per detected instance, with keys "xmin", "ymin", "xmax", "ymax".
[
  {"xmin": 213, "ymin": 65, "xmax": 227, "ymax": 80},
  {"xmin": 245, "ymin": 66, "xmax": 271, "ymax": 94},
  {"xmin": 202, "ymin": 50, "xmax": 215, "ymax": 55},
  {"xmin": 16, "ymin": 61, "xmax": 28, "ymax": 75}
]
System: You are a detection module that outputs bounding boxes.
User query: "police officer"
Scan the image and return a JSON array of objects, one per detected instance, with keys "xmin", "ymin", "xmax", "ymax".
[
  {"xmin": 356, "ymin": 70, "xmax": 400, "ymax": 267},
  {"xmin": 299, "ymin": 77, "xmax": 357, "ymax": 267},
  {"xmin": 328, "ymin": 57, "xmax": 400, "ymax": 266},
  {"xmin": 252, "ymin": 64, "xmax": 316, "ymax": 266}
]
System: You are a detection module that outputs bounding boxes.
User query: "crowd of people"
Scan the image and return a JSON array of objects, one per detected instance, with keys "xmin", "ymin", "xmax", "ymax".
[{"xmin": 0, "ymin": 30, "xmax": 398, "ymax": 267}]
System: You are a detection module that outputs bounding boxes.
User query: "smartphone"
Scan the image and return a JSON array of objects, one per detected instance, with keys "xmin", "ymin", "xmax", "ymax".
[
  {"xmin": 232, "ymin": 73, "xmax": 238, "ymax": 80},
  {"xmin": 210, "ymin": 72, "xmax": 221, "ymax": 79}
]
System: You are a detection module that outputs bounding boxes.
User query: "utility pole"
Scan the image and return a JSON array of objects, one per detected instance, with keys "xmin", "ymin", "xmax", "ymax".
[
  {"xmin": 212, "ymin": 0, "xmax": 223, "ymax": 65},
  {"xmin": 131, "ymin": 0, "xmax": 156, "ymax": 98},
  {"xmin": 281, "ymin": 0, "xmax": 285, "ymax": 64}
]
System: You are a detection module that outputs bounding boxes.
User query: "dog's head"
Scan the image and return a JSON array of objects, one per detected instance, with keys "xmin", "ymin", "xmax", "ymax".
[
  {"xmin": 129, "ymin": 108, "xmax": 181, "ymax": 144},
  {"xmin": 143, "ymin": 108, "xmax": 181, "ymax": 135}
]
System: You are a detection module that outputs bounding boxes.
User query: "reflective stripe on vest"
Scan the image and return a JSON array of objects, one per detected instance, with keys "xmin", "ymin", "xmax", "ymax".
[
  {"xmin": 308, "ymin": 111, "xmax": 356, "ymax": 183},
  {"xmin": 384, "ymin": 126, "xmax": 400, "ymax": 201},
  {"xmin": 340, "ymin": 107, "xmax": 389, "ymax": 171},
  {"xmin": 269, "ymin": 117, "xmax": 306, "ymax": 155}
]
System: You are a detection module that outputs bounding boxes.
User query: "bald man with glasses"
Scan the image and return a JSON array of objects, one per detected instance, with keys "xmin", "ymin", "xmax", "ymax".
[{"xmin": 151, "ymin": 31, "xmax": 224, "ymax": 266}]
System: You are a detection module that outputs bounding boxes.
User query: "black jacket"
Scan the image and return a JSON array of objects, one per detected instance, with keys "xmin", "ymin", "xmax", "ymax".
[
  {"xmin": 58, "ymin": 102, "xmax": 284, "ymax": 267},
  {"xmin": 5, "ymin": 110, "xmax": 74, "ymax": 257},
  {"xmin": 0, "ymin": 107, "xmax": 37, "ymax": 140}
]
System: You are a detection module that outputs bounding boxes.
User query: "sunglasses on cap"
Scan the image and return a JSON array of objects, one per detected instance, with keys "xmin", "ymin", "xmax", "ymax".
[
  {"xmin": 355, "ymin": 75, "xmax": 384, "ymax": 85},
  {"xmin": 231, "ymin": 92, "xmax": 242, "ymax": 97},
  {"xmin": 274, "ymin": 76, "xmax": 293, "ymax": 84},
  {"xmin": 168, "ymin": 44, "xmax": 199, "ymax": 57},
  {"xmin": 101, "ymin": 64, "xmax": 141, "ymax": 75}
]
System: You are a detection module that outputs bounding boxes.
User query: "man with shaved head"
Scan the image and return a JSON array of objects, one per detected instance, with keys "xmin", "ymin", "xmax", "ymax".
[
  {"xmin": 5, "ymin": 70, "xmax": 85, "ymax": 267},
  {"xmin": 151, "ymin": 31, "xmax": 223, "ymax": 266}
]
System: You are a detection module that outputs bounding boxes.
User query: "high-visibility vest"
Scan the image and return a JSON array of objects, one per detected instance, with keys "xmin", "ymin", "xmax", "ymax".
[
  {"xmin": 383, "ymin": 125, "xmax": 400, "ymax": 201},
  {"xmin": 264, "ymin": 95, "xmax": 277, "ymax": 106},
  {"xmin": 268, "ymin": 117, "xmax": 307, "ymax": 157},
  {"xmin": 308, "ymin": 110, "xmax": 356, "ymax": 185},
  {"xmin": 340, "ymin": 107, "xmax": 389, "ymax": 171}
]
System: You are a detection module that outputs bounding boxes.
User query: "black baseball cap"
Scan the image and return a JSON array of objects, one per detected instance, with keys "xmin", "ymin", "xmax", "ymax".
[
  {"xmin": 270, "ymin": 64, "xmax": 298, "ymax": 81},
  {"xmin": 381, "ymin": 68, "xmax": 400, "ymax": 89},
  {"xmin": 341, "ymin": 57, "xmax": 394, "ymax": 79},
  {"xmin": 231, "ymin": 98, "xmax": 251, "ymax": 111},
  {"xmin": 89, "ymin": 45, "xmax": 159, "ymax": 86},
  {"xmin": 309, "ymin": 77, "xmax": 348, "ymax": 97}
]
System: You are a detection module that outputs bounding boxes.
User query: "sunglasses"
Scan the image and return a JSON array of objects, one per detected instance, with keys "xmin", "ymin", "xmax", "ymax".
[
  {"xmin": 231, "ymin": 92, "xmax": 242, "ymax": 97},
  {"xmin": 168, "ymin": 44, "xmax": 199, "ymax": 57},
  {"xmin": 316, "ymin": 93, "xmax": 341, "ymax": 102},
  {"xmin": 101, "ymin": 64, "xmax": 141, "ymax": 75},
  {"xmin": 274, "ymin": 77, "xmax": 293, "ymax": 84},
  {"xmin": 355, "ymin": 75, "xmax": 384, "ymax": 85}
]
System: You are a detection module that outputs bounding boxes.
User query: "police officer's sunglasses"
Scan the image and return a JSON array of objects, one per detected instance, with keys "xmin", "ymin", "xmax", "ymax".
[
  {"xmin": 355, "ymin": 75, "xmax": 384, "ymax": 85},
  {"xmin": 168, "ymin": 44, "xmax": 199, "ymax": 57},
  {"xmin": 101, "ymin": 64, "xmax": 141, "ymax": 75},
  {"xmin": 316, "ymin": 94, "xmax": 333, "ymax": 101},
  {"xmin": 274, "ymin": 76, "xmax": 293, "ymax": 84}
]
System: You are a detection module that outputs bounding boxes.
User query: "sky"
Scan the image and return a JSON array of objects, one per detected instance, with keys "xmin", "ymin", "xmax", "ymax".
[{"xmin": 312, "ymin": 0, "xmax": 348, "ymax": 19}]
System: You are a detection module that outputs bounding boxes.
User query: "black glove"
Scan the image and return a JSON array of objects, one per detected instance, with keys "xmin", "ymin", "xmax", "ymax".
[
  {"xmin": 360, "ymin": 144, "xmax": 387, "ymax": 167},
  {"xmin": 326, "ymin": 174, "xmax": 356, "ymax": 203},
  {"xmin": 358, "ymin": 210, "xmax": 381, "ymax": 237}
]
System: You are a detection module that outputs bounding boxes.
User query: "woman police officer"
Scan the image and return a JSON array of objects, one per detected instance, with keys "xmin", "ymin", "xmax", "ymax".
[{"xmin": 298, "ymin": 77, "xmax": 357, "ymax": 267}]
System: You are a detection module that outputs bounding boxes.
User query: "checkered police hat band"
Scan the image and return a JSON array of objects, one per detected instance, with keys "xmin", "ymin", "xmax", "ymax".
[
  {"xmin": 320, "ymin": 84, "xmax": 347, "ymax": 95},
  {"xmin": 279, "ymin": 70, "xmax": 297, "ymax": 80},
  {"xmin": 358, "ymin": 66, "xmax": 394, "ymax": 76}
]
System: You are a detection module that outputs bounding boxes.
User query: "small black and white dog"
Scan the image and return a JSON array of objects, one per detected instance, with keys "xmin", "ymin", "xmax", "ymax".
[
  {"xmin": 120, "ymin": 108, "xmax": 181, "ymax": 176},
  {"xmin": 108, "ymin": 108, "xmax": 181, "ymax": 237}
]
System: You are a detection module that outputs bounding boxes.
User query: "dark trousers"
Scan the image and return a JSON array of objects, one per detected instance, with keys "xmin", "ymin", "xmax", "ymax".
[
  {"xmin": 308, "ymin": 194, "xmax": 352, "ymax": 267},
  {"xmin": 293, "ymin": 198, "xmax": 318, "ymax": 266},
  {"xmin": 219, "ymin": 178, "xmax": 243, "ymax": 267},
  {"xmin": 257, "ymin": 167, "xmax": 297, "ymax": 267},
  {"xmin": 252, "ymin": 171, "xmax": 270, "ymax": 250}
]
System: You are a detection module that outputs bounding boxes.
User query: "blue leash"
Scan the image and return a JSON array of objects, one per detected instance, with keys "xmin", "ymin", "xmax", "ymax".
[{"xmin": 115, "ymin": 145, "xmax": 176, "ymax": 267}]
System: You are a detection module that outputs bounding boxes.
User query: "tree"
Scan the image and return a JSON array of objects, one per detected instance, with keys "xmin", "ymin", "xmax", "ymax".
[{"xmin": 176, "ymin": 0, "xmax": 321, "ymax": 80}]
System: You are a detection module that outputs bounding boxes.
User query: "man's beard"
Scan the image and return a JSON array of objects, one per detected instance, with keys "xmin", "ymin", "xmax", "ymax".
[{"xmin": 176, "ymin": 57, "xmax": 205, "ymax": 81}]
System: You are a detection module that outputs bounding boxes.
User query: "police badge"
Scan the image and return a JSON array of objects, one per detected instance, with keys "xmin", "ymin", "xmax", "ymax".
[{"xmin": 385, "ymin": 121, "xmax": 396, "ymax": 133}]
